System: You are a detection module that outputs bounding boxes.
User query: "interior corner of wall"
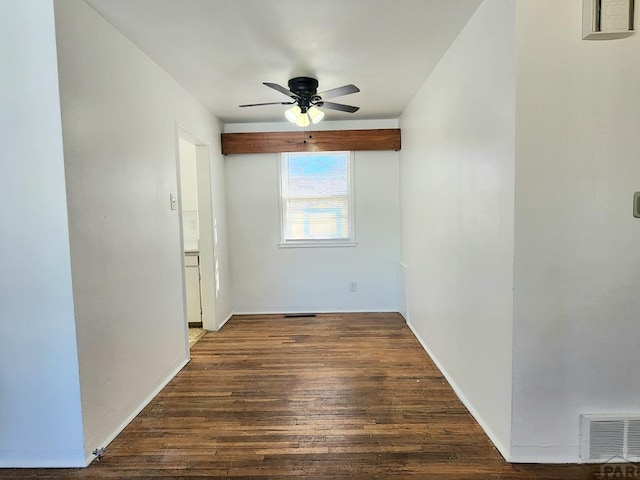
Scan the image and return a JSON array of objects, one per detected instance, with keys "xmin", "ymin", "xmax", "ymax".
[{"xmin": 214, "ymin": 311, "xmax": 234, "ymax": 331}]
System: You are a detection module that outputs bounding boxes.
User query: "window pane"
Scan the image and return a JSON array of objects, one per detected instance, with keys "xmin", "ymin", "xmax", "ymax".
[{"xmin": 282, "ymin": 152, "xmax": 351, "ymax": 241}]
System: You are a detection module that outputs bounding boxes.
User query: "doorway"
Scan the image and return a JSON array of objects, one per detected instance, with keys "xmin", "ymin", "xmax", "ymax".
[{"xmin": 177, "ymin": 128, "xmax": 217, "ymax": 347}]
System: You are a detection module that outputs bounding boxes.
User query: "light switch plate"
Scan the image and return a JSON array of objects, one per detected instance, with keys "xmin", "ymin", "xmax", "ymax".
[
  {"xmin": 170, "ymin": 193, "xmax": 178, "ymax": 211},
  {"xmin": 634, "ymin": 192, "xmax": 640, "ymax": 218}
]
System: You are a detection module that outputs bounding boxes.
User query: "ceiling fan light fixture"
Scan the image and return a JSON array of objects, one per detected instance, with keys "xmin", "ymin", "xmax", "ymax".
[
  {"xmin": 242, "ymin": 77, "xmax": 359, "ymax": 126},
  {"xmin": 285, "ymin": 105, "xmax": 300, "ymax": 123},
  {"xmin": 307, "ymin": 106, "xmax": 324, "ymax": 124},
  {"xmin": 295, "ymin": 113, "xmax": 310, "ymax": 127}
]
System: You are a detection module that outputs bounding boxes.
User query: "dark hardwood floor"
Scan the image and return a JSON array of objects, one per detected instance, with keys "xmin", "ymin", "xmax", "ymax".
[{"xmin": 4, "ymin": 313, "xmax": 604, "ymax": 479}]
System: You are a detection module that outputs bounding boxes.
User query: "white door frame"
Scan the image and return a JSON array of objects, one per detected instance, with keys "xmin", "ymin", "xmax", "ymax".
[{"xmin": 176, "ymin": 125, "xmax": 217, "ymax": 333}]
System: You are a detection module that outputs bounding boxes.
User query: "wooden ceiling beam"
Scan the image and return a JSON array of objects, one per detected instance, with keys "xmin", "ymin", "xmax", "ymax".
[{"xmin": 221, "ymin": 129, "xmax": 401, "ymax": 155}]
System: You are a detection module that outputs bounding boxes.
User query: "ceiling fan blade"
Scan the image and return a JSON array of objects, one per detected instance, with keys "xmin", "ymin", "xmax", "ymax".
[
  {"xmin": 317, "ymin": 84, "xmax": 360, "ymax": 100},
  {"xmin": 239, "ymin": 101, "xmax": 295, "ymax": 107},
  {"xmin": 317, "ymin": 101, "xmax": 360, "ymax": 113},
  {"xmin": 263, "ymin": 82, "xmax": 299, "ymax": 99}
]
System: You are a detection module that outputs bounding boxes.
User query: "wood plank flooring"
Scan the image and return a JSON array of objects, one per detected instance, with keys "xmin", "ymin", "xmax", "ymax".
[{"xmin": 4, "ymin": 313, "xmax": 604, "ymax": 479}]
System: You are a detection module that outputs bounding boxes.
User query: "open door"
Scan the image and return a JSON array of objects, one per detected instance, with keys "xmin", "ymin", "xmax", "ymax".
[{"xmin": 177, "ymin": 128, "xmax": 217, "ymax": 334}]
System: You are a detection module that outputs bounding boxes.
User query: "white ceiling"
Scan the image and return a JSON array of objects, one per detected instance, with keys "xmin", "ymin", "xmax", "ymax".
[{"xmin": 84, "ymin": 0, "xmax": 482, "ymax": 124}]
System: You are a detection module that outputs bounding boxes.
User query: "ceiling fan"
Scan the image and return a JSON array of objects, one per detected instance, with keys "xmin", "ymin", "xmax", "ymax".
[{"xmin": 239, "ymin": 77, "xmax": 360, "ymax": 127}]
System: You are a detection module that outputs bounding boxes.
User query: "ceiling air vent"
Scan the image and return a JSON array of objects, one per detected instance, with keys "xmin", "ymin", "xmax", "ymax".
[{"xmin": 580, "ymin": 414, "xmax": 640, "ymax": 462}]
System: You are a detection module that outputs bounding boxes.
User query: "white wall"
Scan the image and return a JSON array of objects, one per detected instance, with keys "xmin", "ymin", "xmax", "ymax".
[
  {"xmin": 54, "ymin": 0, "xmax": 231, "ymax": 461},
  {"xmin": 399, "ymin": 0, "xmax": 516, "ymax": 458},
  {"xmin": 511, "ymin": 0, "xmax": 640, "ymax": 462},
  {"xmin": 225, "ymin": 121, "xmax": 399, "ymax": 313},
  {"xmin": 224, "ymin": 119, "xmax": 403, "ymax": 134},
  {"xmin": 0, "ymin": 0, "xmax": 85, "ymax": 467}
]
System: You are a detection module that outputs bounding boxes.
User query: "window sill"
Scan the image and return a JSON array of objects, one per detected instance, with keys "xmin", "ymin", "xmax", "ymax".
[{"xmin": 278, "ymin": 240, "xmax": 358, "ymax": 249}]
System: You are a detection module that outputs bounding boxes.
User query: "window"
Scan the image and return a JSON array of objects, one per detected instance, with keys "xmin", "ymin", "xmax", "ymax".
[{"xmin": 279, "ymin": 151, "xmax": 356, "ymax": 247}]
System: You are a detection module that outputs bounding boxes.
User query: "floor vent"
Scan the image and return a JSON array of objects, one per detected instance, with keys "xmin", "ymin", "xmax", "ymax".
[
  {"xmin": 580, "ymin": 414, "xmax": 640, "ymax": 462},
  {"xmin": 283, "ymin": 314, "xmax": 317, "ymax": 318}
]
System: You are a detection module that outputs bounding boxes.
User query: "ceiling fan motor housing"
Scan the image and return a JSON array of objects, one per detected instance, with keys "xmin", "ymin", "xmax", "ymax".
[{"xmin": 288, "ymin": 77, "xmax": 319, "ymax": 111}]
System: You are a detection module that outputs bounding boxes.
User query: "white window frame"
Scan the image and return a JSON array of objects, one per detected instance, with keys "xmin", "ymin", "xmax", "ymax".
[{"xmin": 278, "ymin": 151, "xmax": 357, "ymax": 248}]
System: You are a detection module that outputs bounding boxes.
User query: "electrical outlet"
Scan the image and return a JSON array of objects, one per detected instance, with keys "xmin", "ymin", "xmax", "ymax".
[{"xmin": 350, "ymin": 282, "xmax": 357, "ymax": 293}]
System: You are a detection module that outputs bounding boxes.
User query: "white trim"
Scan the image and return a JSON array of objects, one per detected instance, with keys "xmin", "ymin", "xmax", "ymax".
[
  {"xmin": 215, "ymin": 312, "xmax": 234, "ymax": 331},
  {"xmin": 348, "ymin": 150, "xmax": 356, "ymax": 241},
  {"xmin": 176, "ymin": 123, "xmax": 217, "ymax": 335},
  {"xmin": 231, "ymin": 309, "xmax": 400, "ymax": 316},
  {"xmin": 278, "ymin": 152, "xmax": 286, "ymax": 242},
  {"xmin": 406, "ymin": 320, "xmax": 512, "ymax": 462},
  {"xmin": 83, "ymin": 358, "xmax": 189, "ymax": 466},
  {"xmin": 509, "ymin": 445, "xmax": 581, "ymax": 464},
  {"xmin": 278, "ymin": 241, "xmax": 358, "ymax": 248}
]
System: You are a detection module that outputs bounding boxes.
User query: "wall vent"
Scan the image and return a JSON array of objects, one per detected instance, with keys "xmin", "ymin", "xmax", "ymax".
[{"xmin": 580, "ymin": 414, "xmax": 640, "ymax": 462}]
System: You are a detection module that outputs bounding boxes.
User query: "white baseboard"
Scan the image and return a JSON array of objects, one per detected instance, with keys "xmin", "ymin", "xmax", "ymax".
[
  {"xmin": 406, "ymin": 320, "xmax": 512, "ymax": 462},
  {"xmin": 231, "ymin": 309, "xmax": 399, "ymax": 316},
  {"xmin": 83, "ymin": 357, "xmax": 189, "ymax": 466},
  {"xmin": 215, "ymin": 312, "xmax": 234, "ymax": 331},
  {"xmin": 509, "ymin": 445, "xmax": 580, "ymax": 464}
]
